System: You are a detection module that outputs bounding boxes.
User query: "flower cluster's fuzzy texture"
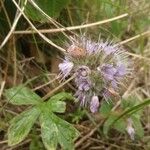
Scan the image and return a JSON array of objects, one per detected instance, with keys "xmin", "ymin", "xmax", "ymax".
[{"xmin": 59, "ymin": 36, "xmax": 131, "ymax": 113}]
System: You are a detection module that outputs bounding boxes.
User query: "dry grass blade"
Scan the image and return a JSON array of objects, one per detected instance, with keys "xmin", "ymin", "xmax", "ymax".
[
  {"xmin": 117, "ymin": 30, "xmax": 150, "ymax": 61},
  {"xmin": 32, "ymin": 75, "xmax": 58, "ymax": 91},
  {"xmin": 75, "ymin": 123, "xmax": 101, "ymax": 148},
  {"xmin": 13, "ymin": 13, "xmax": 128, "ymax": 34},
  {"xmin": 125, "ymin": 52, "xmax": 150, "ymax": 61},
  {"xmin": 28, "ymin": 0, "xmax": 73, "ymax": 40},
  {"xmin": 11, "ymin": 0, "xmax": 66, "ymax": 53},
  {"xmin": 42, "ymin": 75, "xmax": 75, "ymax": 100},
  {"xmin": 119, "ymin": 31, "xmax": 150, "ymax": 45},
  {"xmin": 0, "ymin": 0, "xmax": 27, "ymax": 50},
  {"xmin": 0, "ymin": 81, "xmax": 5, "ymax": 99},
  {"xmin": 0, "ymin": 1, "xmax": 149, "ymax": 149},
  {"xmin": 0, "ymin": 0, "xmax": 11, "ymax": 28}
]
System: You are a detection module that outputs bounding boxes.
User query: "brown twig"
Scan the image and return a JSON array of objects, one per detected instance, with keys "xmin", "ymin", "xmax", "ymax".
[
  {"xmin": 75, "ymin": 123, "xmax": 101, "ymax": 148},
  {"xmin": 32, "ymin": 75, "xmax": 58, "ymax": 91},
  {"xmin": 42, "ymin": 75, "xmax": 75, "ymax": 101}
]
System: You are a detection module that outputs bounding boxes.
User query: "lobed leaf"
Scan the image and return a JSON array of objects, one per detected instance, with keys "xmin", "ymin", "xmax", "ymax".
[
  {"xmin": 5, "ymin": 85, "xmax": 42, "ymax": 105},
  {"xmin": 8, "ymin": 107, "xmax": 40, "ymax": 146},
  {"xmin": 47, "ymin": 100, "xmax": 66, "ymax": 113},
  {"xmin": 131, "ymin": 115, "xmax": 144, "ymax": 138},
  {"xmin": 40, "ymin": 112, "xmax": 58, "ymax": 150},
  {"xmin": 103, "ymin": 114, "xmax": 116, "ymax": 136},
  {"xmin": 46, "ymin": 92, "xmax": 74, "ymax": 113},
  {"xmin": 49, "ymin": 92, "xmax": 74, "ymax": 101},
  {"xmin": 40, "ymin": 109, "xmax": 80, "ymax": 150}
]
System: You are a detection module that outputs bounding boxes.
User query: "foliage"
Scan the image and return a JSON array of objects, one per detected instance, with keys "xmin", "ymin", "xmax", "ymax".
[
  {"xmin": 23, "ymin": 0, "xmax": 70, "ymax": 22},
  {"xmin": 99, "ymin": 97, "xmax": 148, "ymax": 139},
  {"xmin": 0, "ymin": 0, "xmax": 150, "ymax": 149},
  {"xmin": 5, "ymin": 86, "xmax": 79, "ymax": 150}
]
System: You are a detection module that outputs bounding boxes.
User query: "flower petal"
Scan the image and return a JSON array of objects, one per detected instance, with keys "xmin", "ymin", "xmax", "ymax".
[{"xmin": 59, "ymin": 61, "xmax": 74, "ymax": 77}]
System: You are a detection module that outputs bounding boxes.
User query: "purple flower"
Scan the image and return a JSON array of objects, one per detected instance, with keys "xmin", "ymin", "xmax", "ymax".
[
  {"xmin": 76, "ymin": 66, "xmax": 91, "ymax": 76},
  {"xmin": 103, "ymin": 45, "xmax": 117, "ymax": 55},
  {"xmin": 116, "ymin": 64, "xmax": 127, "ymax": 76},
  {"xmin": 74, "ymin": 90, "xmax": 83, "ymax": 101},
  {"xmin": 59, "ymin": 35, "xmax": 131, "ymax": 112},
  {"xmin": 59, "ymin": 60, "xmax": 74, "ymax": 77},
  {"xmin": 100, "ymin": 64, "xmax": 117, "ymax": 81},
  {"xmin": 98, "ymin": 63, "xmax": 127, "ymax": 92},
  {"xmin": 75, "ymin": 91, "xmax": 86, "ymax": 106},
  {"xmin": 100, "ymin": 64, "xmax": 118, "ymax": 90},
  {"xmin": 90, "ymin": 96, "xmax": 100, "ymax": 113},
  {"xmin": 99, "ymin": 40, "xmax": 118, "ymax": 55},
  {"xmin": 78, "ymin": 81, "xmax": 91, "ymax": 91},
  {"xmin": 86, "ymin": 41, "xmax": 100, "ymax": 54},
  {"xmin": 102, "ymin": 89, "xmax": 111, "ymax": 100},
  {"xmin": 75, "ymin": 65, "xmax": 92, "ymax": 91},
  {"xmin": 80, "ymin": 96, "xmax": 86, "ymax": 106},
  {"xmin": 111, "ymin": 80, "xmax": 118, "ymax": 89}
]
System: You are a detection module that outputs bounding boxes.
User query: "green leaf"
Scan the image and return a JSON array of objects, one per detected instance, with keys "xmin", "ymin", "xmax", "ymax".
[
  {"xmin": 103, "ymin": 114, "xmax": 116, "ymax": 136},
  {"xmin": 47, "ymin": 100, "xmax": 66, "ymax": 113},
  {"xmin": 40, "ymin": 112, "xmax": 58, "ymax": 150},
  {"xmin": 121, "ymin": 96, "xmax": 140, "ymax": 109},
  {"xmin": 5, "ymin": 85, "xmax": 42, "ymax": 105},
  {"xmin": 99, "ymin": 101, "xmax": 113, "ymax": 117},
  {"xmin": 29, "ymin": 135, "xmax": 44, "ymax": 150},
  {"xmin": 8, "ymin": 107, "xmax": 40, "ymax": 146},
  {"xmin": 113, "ymin": 118, "xmax": 126, "ymax": 133},
  {"xmin": 103, "ymin": 113, "xmax": 126, "ymax": 136},
  {"xmin": 131, "ymin": 115, "xmax": 144, "ymax": 138},
  {"xmin": 24, "ymin": 0, "xmax": 70, "ymax": 22},
  {"xmin": 56, "ymin": 115, "xmax": 79, "ymax": 150},
  {"xmin": 113, "ymin": 98, "xmax": 150, "ymax": 125},
  {"xmin": 46, "ymin": 92, "xmax": 74, "ymax": 113},
  {"xmin": 70, "ymin": 108, "xmax": 85, "ymax": 124},
  {"xmin": 40, "ymin": 110, "xmax": 79, "ymax": 150},
  {"xmin": 103, "ymin": 98, "xmax": 148, "ymax": 137},
  {"xmin": 50, "ymin": 92, "xmax": 74, "ymax": 101}
]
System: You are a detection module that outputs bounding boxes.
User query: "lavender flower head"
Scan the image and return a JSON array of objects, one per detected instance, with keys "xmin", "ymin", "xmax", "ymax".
[{"xmin": 59, "ymin": 35, "xmax": 131, "ymax": 113}]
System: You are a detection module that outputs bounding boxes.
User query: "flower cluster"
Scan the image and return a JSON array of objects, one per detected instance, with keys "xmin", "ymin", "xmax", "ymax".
[{"xmin": 59, "ymin": 36, "xmax": 131, "ymax": 113}]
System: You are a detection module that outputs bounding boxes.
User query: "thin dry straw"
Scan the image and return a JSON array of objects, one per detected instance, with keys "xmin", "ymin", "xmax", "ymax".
[
  {"xmin": 2, "ymin": 0, "xmax": 150, "ymax": 61},
  {"xmin": 13, "ymin": 13, "xmax": 128, "ymax": 34},
  {"xmin": 118, "ymin": 31, "xmax": 150, "ymax": 45},
  {"xmin": 0, "ymin": 0, "xmax": 27, "ymax": 50},
  {"xmin": 11, "ymin": 0, "xmax": 131, "ymax": 54},
  {"xmin": 11, "ymin": 0, "xmax": 66, "ymax": 53},
  {"xmin": 28, "ymin": 0, "xmax": 77, "ymax": 41}
]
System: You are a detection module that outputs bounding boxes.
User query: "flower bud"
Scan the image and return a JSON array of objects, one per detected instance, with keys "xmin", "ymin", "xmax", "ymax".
[
  {"xmin": 126, "ymin": 118, "xmax": 135, "ymax": 140},
  {"xmin": 90, "ymin": 96, "xmax": 100, "ymax": 113}
]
